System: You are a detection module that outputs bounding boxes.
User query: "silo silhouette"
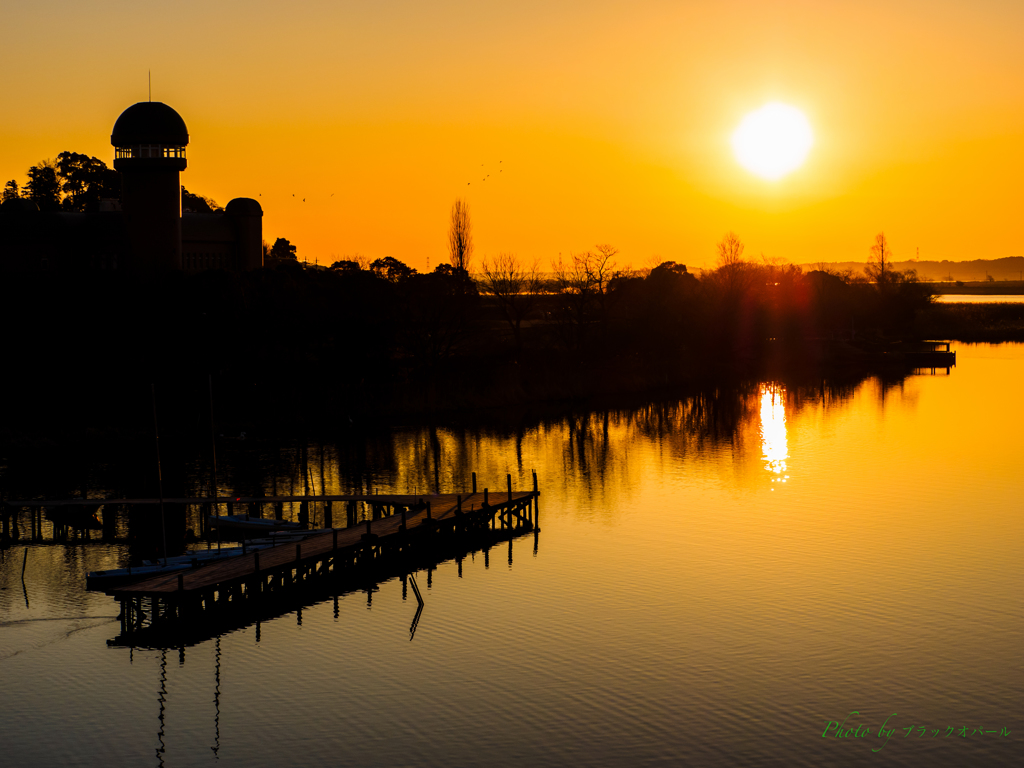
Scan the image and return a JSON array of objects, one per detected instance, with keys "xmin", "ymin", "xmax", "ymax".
[{"xmin": 111, "ymin": 102, "xmax": 188, "ymax": 270}]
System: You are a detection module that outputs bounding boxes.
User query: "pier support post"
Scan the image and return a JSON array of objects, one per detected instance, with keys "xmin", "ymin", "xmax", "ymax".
[
  {"xmin": 507, "ymin": 474, "xmax": 512, "ymax": 502},
  {"xmin": 325, "ymin": 501, "xmax": 333, "ymax": 529},
  {"xmin": 472, "ymin": 472, "xmax": 477, "ymax": 494}
]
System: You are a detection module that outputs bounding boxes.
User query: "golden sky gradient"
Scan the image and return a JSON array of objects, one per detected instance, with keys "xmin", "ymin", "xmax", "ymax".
[{"xmin": 3, "ymin": 0, "xmax": 1024, "ymax": 271}]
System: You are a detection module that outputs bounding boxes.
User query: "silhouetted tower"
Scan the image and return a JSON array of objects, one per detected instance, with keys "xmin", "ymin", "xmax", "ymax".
[{"xmin": 111, "ymin": 102, "xmax": 188, "ymax": 270}]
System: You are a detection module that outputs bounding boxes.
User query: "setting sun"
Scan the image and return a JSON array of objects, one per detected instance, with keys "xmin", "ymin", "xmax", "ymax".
[{"xmin": 731, "ymin": 102, "xmax": 814, "ymax": 181}]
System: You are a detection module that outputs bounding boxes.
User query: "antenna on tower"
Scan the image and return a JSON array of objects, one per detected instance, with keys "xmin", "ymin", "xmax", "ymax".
[{"xmin": 148, "ymin": 70, "xmax": 151, "ymax": 101}]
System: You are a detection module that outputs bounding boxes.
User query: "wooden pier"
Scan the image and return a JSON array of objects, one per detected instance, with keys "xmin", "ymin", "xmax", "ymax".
[{"xmin": 102, "ymin": 481, "xmax": 539, "ymax": 641}]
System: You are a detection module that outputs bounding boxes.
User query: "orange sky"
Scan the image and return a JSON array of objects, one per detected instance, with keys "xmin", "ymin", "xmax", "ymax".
[{"xmin": 3, "ymin": 0, "xmax": 1024, "ymax": 271}]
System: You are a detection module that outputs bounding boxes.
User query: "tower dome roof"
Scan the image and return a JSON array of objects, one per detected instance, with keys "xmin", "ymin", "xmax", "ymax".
[{"xmin": 111, "ymin": 102, "xmax": 189, "ymax": 146}]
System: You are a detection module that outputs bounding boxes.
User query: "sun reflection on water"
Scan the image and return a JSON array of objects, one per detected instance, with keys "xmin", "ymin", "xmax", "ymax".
[{"xmin": 760, "ymin": 384, "xmax": 789, "ymax": 484}]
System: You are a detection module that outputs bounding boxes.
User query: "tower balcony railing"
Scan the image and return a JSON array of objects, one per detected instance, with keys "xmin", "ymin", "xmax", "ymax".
[{"xmin": 115, "ymin": 145, "xmax": 187, "ymax": 160}]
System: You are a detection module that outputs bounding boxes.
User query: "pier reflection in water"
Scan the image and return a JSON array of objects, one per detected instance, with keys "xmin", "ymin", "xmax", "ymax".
[{"xmin": 1, "ymin": 343, "xmax": 1022, "ymax": 767}]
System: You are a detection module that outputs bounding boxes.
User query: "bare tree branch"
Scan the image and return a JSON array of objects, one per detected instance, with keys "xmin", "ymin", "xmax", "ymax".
[{"xmin": 480, "ymin": 252, "xmax": 542, "ymax": 356}]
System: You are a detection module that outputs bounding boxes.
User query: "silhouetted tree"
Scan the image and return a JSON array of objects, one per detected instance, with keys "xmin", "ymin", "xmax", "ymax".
[
  {"xmin": 866, "ymin": 232, "xmax": 893, "ymax": 285},
  {"xmin": 447, "ymin": 198, "xmax": 473, "ymax": 272},
  {"xmin": 2, "ymin": 180, "xmax": 20, "ymax": 202},
  {"xmin": 327, "ymin": 259, "xmax": 357, "ymax": 273},
  {"xmin": 710, "ymin": 231, "xmax": 753, "ymax": 296},
  {"xmin": 370, "ymin": 256, "xmax": 416, "ymax": 283},
  {"xmin": 551, "ymin": 245, "xmax": 623, "ymax": 351},
  {"xmin": 182, "ymin": 187, "xmax": 222, "ymax": 214},
  {"xmin": 480, "ymin": 252, "xmax": 542, "ymax": 357},
  {"xmin": 400, "ymin": 266, "xmax": 480, "ymax": 370},
  {"xmin": 268, "ymin": 237, "xmax": 297, "ymax": 264},
  {"xmin": 25, "ymin": 161, "xmax": 61, "ymax": 211},
  {"xmin": 614, "ymin": 261, "xmax": 700, "ymax": 359},
  {"xmin": 56, "ymin": 152, "xmax": 119, "ymax": 212},
  {"xmin": 716, "ymin": 231, "xmax": 745, "ymax": 267}
]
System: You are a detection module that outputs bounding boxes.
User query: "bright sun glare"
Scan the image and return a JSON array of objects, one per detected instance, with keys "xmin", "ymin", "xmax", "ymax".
[{"xmin": 731, "ymin": 103, "xmax": 814, "ymax": 181}]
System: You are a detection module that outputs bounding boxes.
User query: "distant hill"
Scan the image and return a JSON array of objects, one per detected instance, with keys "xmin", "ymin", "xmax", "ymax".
[{"xmin": 796, "ymin": 256, "xmax": 1024, "ymax": 282}]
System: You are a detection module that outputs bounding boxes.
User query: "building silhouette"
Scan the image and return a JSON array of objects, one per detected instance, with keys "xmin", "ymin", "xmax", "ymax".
[{"xmin": 0, "ymin": 101, "xmax": 262, "ymax": 272}]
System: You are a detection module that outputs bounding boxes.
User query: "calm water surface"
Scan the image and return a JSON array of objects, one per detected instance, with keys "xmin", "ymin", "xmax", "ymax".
[
  {"xmin": 1, "ymin": 344, "xmax": 1021, "ymax": 767},
  {"xmin": 934, "ymin": 293, "xmax": 1024, "ymax": 303}
]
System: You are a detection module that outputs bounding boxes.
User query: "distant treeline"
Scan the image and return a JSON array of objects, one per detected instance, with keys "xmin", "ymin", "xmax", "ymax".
[
  {"xmin": 797, "ymin": 256, "xmax": 1024, "ymax": 283},
  {"xmin": 4, "ymin": 231, "xmax": 972, "ymax": 442}
]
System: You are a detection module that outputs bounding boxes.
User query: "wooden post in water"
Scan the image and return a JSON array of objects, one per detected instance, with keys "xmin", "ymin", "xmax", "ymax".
[
  {"xmin": 507, "ymin": 474, "xmax": 512, "ymax": 502},
  {"xmin": 324, "ymin": 500, "xmax": 333, "ymax": 528},
  {"xmin": 472, "ymin": 472, "xmax": 477, "ymax": 494}
]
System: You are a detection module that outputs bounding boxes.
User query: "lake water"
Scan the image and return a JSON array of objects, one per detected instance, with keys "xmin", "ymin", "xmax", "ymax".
[
  {"xmin": 934, "ymin": 294, "xmax": 1024, "ymax": 303},
  {"xmin": 2, "ymin": 344, "xmax": 1021, "ymax": 767}
]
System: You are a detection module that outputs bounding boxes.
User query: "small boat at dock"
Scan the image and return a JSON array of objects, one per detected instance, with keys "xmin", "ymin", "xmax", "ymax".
[{"xmin": 86, "ymin": 528, "xmax": 330, "ymax": 591}]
